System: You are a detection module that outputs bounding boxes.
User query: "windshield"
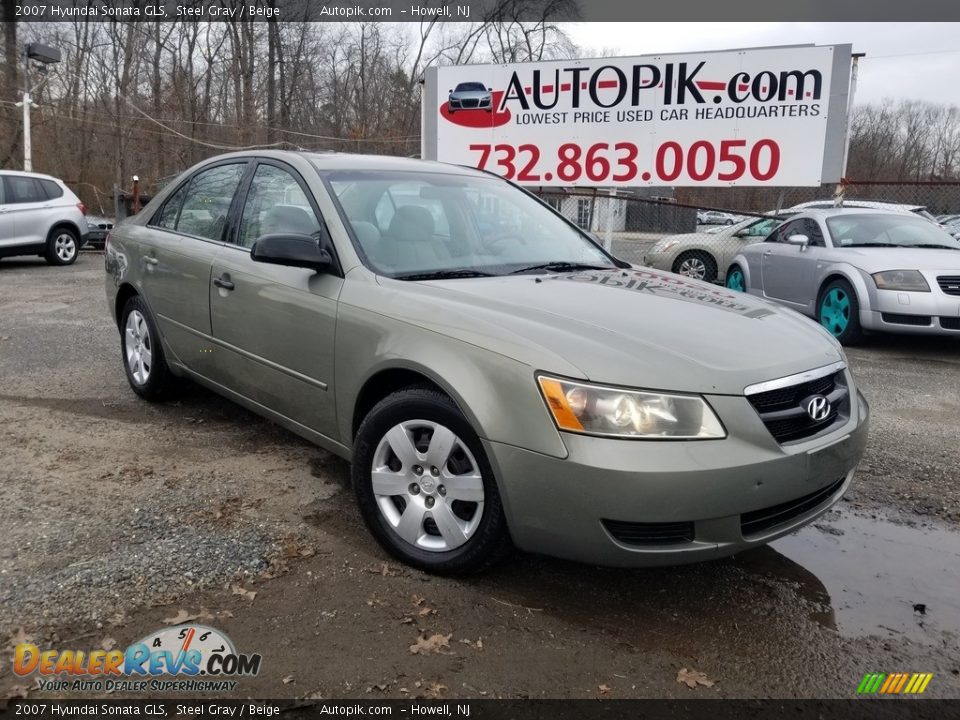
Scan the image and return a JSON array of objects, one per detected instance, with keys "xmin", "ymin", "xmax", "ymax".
[
  {"xmin": 455, "ymin": 83, "xmax": 486, "ymax": 92},
  {"xmin": 326, "ymin": 170, "xmax": 617, "ymax": 278},
  {"xmin": 826, "ymin": 213, "xmax": 960, "ymax": 249}
]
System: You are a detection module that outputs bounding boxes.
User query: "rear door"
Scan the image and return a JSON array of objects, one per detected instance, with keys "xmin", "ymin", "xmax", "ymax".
[
  {"xmin": 139, "ymin": 160, "xmax": 250, "ymax": 373},
  {"xmin": 1, "ymin": 175, "xmax": 50, "ymax": 248},
  {"xmin": 208, "ymin": 159, "xmax": 342, "ymax": 439}
]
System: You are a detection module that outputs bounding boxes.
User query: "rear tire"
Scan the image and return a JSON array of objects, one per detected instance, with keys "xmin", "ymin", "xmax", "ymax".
[
  {"xmin": 353, "ymin": 386, "xmax": 510, "ymax": 575},
  {"xmin": 818, "ymin": 279, "xmax": 863, "ymax": 345},
  {"xmin": 120, "ymin": 295, "xmax": 177, "ymax": 401},
  {"xmin": 44, "ymin": 227, "xmax": 79, "ymax": 266},
  {"xmin": 673, "ymin": 250, "xmax": 717, "ymax": 282}
]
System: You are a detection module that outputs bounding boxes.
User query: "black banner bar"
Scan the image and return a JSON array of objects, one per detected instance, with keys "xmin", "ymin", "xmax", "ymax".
[
  {"xmin": 9, "ymin": 0, "xmax": 960, "ymax": 22},
  {"xmin": 0, "ymin": 700, "xmax": 957, "ymax": 719}
]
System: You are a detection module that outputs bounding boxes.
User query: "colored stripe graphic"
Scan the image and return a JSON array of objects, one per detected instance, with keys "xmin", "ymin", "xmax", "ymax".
[{"xmin": 857, "ymin": 672, "xmax": 933, "ymax": 695}]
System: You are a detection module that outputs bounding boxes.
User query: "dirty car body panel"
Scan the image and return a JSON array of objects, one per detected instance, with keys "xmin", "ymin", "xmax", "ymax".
[{"xmin": 106, "ymin": 151, "xmax": 869, "ymax": 570}]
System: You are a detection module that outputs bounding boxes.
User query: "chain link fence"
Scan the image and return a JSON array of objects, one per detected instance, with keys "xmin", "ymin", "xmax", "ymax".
[{"xmin": 537, "ymin": 181, "xmax": 960, "ymax": 283}]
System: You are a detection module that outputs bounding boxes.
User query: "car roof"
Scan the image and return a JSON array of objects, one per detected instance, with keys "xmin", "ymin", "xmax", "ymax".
[
  {"xmin": 788, "ymin": 199, "xmax": 925, "ymax": 212},
  {"xmin": 796, "ymin": 208, "xmax": 924, "ymax": 219},
  {"xmin": 197, "ymin": 150, "xmax": 482, "ymax": 178},
  {"xmin": 0, "ymin": 169, "xmax": 62, "ymax": 182}
]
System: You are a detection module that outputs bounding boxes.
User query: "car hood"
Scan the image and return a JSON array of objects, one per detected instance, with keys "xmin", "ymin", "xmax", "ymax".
[
  {"xmin": 822, "ymin": 247, "xmax": 960, "ymax": 273},
  {"xmin": 382, "ymin": 267, "xmax": 843, "ymax": 395}
]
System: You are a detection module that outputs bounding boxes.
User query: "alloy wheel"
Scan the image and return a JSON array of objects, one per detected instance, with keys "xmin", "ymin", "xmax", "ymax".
[
  {"xmin": 726, "ymin": 268, "xmax": 745, "ymax": 291},
  {"xmin": 677, "ymin": 256, "xmax": 707, "ymax": 279},
  {"xmin": 124, "ymin": 310, "xmax": 153, "ymax": 385},
  {"xmin": 371, "ymin": 420, "xmax": 485, "ymax": 552},
  {"xmin": 820, "ymin": 288, "xmax": 850, "ymax": 337},
  {"xmin": 55, "ymin": 233, "xmax": 77, "ymax": 262}
]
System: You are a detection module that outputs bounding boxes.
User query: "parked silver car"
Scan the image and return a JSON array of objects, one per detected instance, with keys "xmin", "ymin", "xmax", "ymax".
[
  {"xmin": 105, "ymin": 151, "xmax": 868, "ymax": 573},
  {"xmin": 645, "ymin": 213, "xmax": 792, "ymax": 282},
  {"xmin": 447, "ymin": 82, "xmax": 493, "ymax": 113},
  {"xmin": 727, "ymin": 209, "xmax": 960, "ymax": 343},
  {"xmin": 0, "ymin": 170, "xmax": 90, "ymax": 265}
]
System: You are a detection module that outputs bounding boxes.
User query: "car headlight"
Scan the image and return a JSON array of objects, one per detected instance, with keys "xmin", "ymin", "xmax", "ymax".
[
  {"xmin": 871, "ymin": 270, "xmax": 930, "ymax": 292},
  {"xmin": 652, "ymin": 239, "xmax": 680, "ymax": 253},
  {"xmin": 537, "ymin": 375, "xmax": 726, "ymax": 439}
]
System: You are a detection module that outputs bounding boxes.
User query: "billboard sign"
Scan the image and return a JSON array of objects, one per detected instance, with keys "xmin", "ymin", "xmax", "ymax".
[{"xmin": 422, "ymin": 44, "xmax": 852, "ymax": 187}]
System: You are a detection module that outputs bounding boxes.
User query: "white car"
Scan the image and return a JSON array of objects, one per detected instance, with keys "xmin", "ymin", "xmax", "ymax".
[{"xmin": 0, "ymin": 170, "xmax": 90, "ymax": 265}]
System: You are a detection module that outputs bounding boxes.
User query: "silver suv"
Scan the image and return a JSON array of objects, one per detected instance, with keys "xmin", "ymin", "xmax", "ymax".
[{"xmin": 0, "ymin": 170, "xmax": 90, "ymax": 265}]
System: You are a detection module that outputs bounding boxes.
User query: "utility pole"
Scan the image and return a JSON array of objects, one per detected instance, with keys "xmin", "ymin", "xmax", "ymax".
[{"xmin": 16, "ymin": 43, "xmax": 61, "ymax": 172}]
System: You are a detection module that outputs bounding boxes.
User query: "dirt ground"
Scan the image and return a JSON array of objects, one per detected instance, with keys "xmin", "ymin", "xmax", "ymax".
[{"xmin": 0, "ymin": 253, "xmax": 958, "ymax": 700}]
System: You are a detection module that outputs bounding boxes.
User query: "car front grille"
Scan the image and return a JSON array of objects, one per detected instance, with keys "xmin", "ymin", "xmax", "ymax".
[
  {"xmin": 602, "ymin": 519, "xmax": 695, "ymax": 546},
  {"xmin": 741, "ymin": 477, "xmax": 845, "ymax": 537},
  {"xmin": 937, "ymin": 276, "xmax": 960, "ymax": 296},
  {"xmin": 746, "ymin": 368, "xmax": 849, "ymax": 444},
  {"xmin": 881, "ymin": 312, "xmax": 931, "ymax": 326},
  {"xmin": 940, "ymin": 316, "xmax": 960, "ymax": 330},
  {"xmin": 462, "ymin": 99, "xmax": 480, "ymax": 108}
]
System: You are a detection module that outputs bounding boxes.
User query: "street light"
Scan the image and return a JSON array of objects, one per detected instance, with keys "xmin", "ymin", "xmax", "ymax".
[{"xmin": 16, "ymin": 42, "xmax": 61, "ymax": 172}]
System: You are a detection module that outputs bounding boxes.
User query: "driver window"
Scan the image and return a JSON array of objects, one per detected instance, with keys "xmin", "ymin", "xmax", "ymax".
[
  {"xmin": 237, "ymin": 164, "xmax": 322, "ymax": 248},
  {"xmin": 802, "ymin": 219, "xmax": 825, "ymax": 247},
  {"xmin": 765, "ymin": 220, "xmax": 802, "ymax": 243},
  {"xmin": 175, "ymin": 163, "xmax": 245, "ymax": 241}
]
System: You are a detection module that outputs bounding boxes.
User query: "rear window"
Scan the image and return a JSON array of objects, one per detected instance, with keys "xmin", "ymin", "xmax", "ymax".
[{"xmin": 39, "ymin": 179, "xmax": 64, "ymax": 200}]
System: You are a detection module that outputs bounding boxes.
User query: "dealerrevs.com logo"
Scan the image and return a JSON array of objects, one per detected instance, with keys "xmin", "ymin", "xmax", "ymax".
[{"xmin": 13, "ymin": 625, "xmax": 261, "ymax": 693}]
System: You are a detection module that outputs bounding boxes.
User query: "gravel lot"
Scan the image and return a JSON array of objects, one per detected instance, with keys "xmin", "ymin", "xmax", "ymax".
[{"xmin": 0, "ymin": 253, "xmax": 958, "ymax": 700}]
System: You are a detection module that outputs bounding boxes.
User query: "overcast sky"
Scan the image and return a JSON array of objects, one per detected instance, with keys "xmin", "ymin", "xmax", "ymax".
[{"xmin": 565, "ymin": 23, "xmax": 960, "ymax": 107}]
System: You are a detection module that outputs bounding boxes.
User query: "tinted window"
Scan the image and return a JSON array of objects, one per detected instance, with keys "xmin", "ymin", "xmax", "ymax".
[
  {"xmin": 766, "ymin": 219, "xmax": 804, "ymax": 243},
  {"xmin": 175, "ymin": 164, "xmax": 245, "ymax": 241},
  {"xmin": 39, "ymin": 179, "xmax": 63, "ymax": 200},
  {"xmin": 799, "ymin": 218, "xmax": 825, "ymax": 247},
  {"xmin": 236, "ymin": 164, "xmax": 321, "ymax": 248},
  {"xmin": 153, "ymin": 182, "xmax": 189, "ymax": 230},
  {"xmin": 4, "ymin": 176, "xmax": 46, "ymax": 204}
]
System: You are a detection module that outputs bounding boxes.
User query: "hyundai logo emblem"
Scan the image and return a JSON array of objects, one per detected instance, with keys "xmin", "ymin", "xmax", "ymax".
[{"xmin": 806, "ymin": 395, "xmax": 831, "ymax": 422}]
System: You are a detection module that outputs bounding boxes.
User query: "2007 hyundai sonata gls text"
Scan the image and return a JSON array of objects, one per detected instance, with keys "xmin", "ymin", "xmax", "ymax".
[{"xmin": 105, "ymin": 151, "xmax": 869, "ymax": 574}]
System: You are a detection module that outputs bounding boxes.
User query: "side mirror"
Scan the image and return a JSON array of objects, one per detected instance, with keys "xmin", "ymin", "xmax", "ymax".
[
  {"xmin": 786, "ymin": 234, "xmax": 809, "ymax": 247},
  {"xmin": 250, "ymin": 233, "xmax": 332, "ymax": 272},
  {"xmin": 487, "ymin": 87, "xmax": 493, "ymax": 92}
]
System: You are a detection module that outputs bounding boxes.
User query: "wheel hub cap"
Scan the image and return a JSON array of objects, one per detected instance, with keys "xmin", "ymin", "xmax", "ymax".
[
  {"xmin": 371, "ymin": 420, "xmax": 485, "ymax": 552},
  {"xmin": 124, "ymin": 310, "xmax": 153, "ymax": 385}
]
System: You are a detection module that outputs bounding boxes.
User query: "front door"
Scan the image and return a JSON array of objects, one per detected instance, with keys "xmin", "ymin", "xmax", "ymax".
[
  {"xmin": 1, "ymin": 174, "xmax": 50, "ymax": 248},
  {"xmin": 208, "ymin": 161, "xmax": 343, "ymax": 440},
  {"xmin": 761, "ymin": 218, "xmax": 825, "ymax": 308}
]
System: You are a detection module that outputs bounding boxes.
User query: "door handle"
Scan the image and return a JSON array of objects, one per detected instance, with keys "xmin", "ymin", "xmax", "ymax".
[
  {"xmin": 145, "ymin": 256, "xmax": 158, "ymax": 266},
  {"xmin": 213, "ymin": 275, "xmax": 235, "ymax": 291}
]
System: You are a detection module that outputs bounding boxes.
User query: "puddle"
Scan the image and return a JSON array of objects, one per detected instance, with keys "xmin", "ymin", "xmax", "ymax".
[{"xmin": 755, "ymin": 509, "xmax": 960, "ymax": 642}]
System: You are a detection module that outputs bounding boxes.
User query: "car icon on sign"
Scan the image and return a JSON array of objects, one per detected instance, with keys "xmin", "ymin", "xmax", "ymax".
[{"xmin": 448, "ymin": 82, "xmax": 493, "ymax": 113}]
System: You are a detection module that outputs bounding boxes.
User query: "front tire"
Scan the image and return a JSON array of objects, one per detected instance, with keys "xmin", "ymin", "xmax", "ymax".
[
  {"xmin": 673, "ymin": 250, "xmax": 717, "ymax": 282},
  {"xmin": 818, "ymin": 278, "xmax": 863, "ymax": 345},
  {"xmin": 45, "ymin": 227, "xmax": 79, "ymax": 266},
  {"xmin": 725, "ymin": 264, "xmax": 746, "ymax": 292},
  {"xmin": 120, "ymin": 296, "xmax": 177, "ymax": 401},
  {"xmin": 352, "ymin": 386, "xmax": 510, "ymax": 575}
]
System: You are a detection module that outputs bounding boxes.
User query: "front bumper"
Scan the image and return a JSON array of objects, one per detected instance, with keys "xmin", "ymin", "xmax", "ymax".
[
  {"xmin": 862, "ymin": 287, "xmax": 960, "ymax": 335},
  {"xmin": 449, "ymin": 96, "xmax": 492, "ymax": 110},
  {"xmin": 485, "ymin": 390, "xmax": 869, "ymax": 567}
]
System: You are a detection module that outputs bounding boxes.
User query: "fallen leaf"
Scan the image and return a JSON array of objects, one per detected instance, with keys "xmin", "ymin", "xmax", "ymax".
[
  {"xmin": 413, "ymin": 596, "xmax": 426, "ymax": 606},
  {"xmin": 426, "ymin": 681, "xmax": 447, "ymax": 698},
  {"xmin": 100, "ymin": 637, "xmax": 117, "ymax": 652},
  {"xmin": 418, "ymin": 606, "xmax": 435, "ymax": 617},
  {"xmin": 231, "ymin": 584, "xmax": 257, "ymax": 601},
  {"xmin": 219, "ymin": 610, "xmax": 235, "ymax": 618},
  {"xmin": 162, "ymin": 608, "xmax": 213, "ymax": 625},
  {"xmin": 677, "ymin": 668, "xmax": 715, "ymax": 689},
  {"xmin": 598, "ymin": 684, "xmax": 611, "ymax": 694},
  {"xmin": 409, "ymin": 633, "xmax": 452, "ymax": 655},
  {"xmin": 282, "ymin": 675, "xmax": 295, "ymax": 685},
  {"xmin": 400, "ymin": 617, "xmax": 415, "ymax": 625}
]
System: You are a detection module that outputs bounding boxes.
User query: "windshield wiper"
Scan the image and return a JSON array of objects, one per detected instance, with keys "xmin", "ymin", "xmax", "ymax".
[
  {"xmin": 394, "ymin": 268, "xmax": 495, "ymax": 281},
  {"xmin": 913, "ymin": 244, "xmax": 960, "ymax": 250},
  {"xmin": 510, "ymin": 261, "xmax": 613, "ymax": 275}
]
